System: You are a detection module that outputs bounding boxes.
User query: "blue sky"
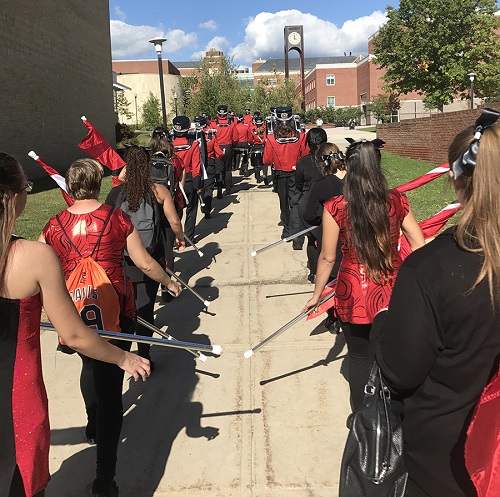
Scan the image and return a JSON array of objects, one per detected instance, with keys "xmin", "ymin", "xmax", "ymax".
[{"xmin": 109, "ymin": 0, "xmax": 392, "ymax": 66}]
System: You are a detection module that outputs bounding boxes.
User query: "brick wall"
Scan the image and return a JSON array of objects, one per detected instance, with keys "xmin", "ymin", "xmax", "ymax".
[
  {"xmin": 0, "ymin": 0, "xmax": 116, "ymax": 179},
  {"xmin": 377, "ymin": 103, "xmax": 500, "ymax": 164}
]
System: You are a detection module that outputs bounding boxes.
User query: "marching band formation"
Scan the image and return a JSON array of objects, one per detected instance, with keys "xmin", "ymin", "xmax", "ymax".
[{"xmin": 2, "ymin": 107, "xmax": 500, "ymax": 497}]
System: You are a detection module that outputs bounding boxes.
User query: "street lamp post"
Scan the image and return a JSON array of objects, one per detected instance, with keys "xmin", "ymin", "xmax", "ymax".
[
  {"xmin": 134, "ymin": 93, "xmax": 138, "ymax": 128},
  {"xmin": 149, "ymin": 37, "xmax": 168, "ymax": 129},
  {"xmin": 173, "ymin": 91, "xmax": 178, "ymax": 117},
  {"xmin": 467, "ymin": 72, "xmax": 476, "ymax": 110}
]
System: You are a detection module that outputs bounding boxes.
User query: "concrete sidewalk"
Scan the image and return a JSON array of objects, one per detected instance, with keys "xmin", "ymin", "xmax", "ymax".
[{"xmin": 41, "ymin": 130, "xmax": 373, "ymax": 496}]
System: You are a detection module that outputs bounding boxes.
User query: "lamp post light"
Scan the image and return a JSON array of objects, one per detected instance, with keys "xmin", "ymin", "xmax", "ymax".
[
  {"xmin": 134, "ymin": 93, "xmax": 138, "ymax": 128},
  {"xmin": 173, "ymin": 91, "xmax": 178, "ymax": 117},
  {"xmin": 413, "ymin": 98, "xmax": 417, "ymax": 119},
  {"xmin": 149, "ymin": 36, "xmax": 168, "ymax": 129},
  {"xmin": 467, "ymin": 72, "xmax": 476, "ymax": 110}
]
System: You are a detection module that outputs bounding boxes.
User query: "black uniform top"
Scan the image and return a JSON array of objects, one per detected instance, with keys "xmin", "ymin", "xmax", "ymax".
[
  {"xmin": 372, "ymin": 227, "xmax": 500, "ymax": 497},
  {"xmin": 302, "ymin": 175, "xmax": 344, "ymax": 227},
  {"xmin": 295, "ymin": 154, "xmax": 323, "ymax": 195}
]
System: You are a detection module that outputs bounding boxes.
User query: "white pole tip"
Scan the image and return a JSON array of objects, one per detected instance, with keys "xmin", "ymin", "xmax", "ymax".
[
  {"xmin": 198, "ymin": 251, "xmax": 204, "ymax": 257},
  {"xmin": 211, "ymin": 344, "xmax": 222, "ymax": 356},
  {"xmin": 198, "ymin": 353, "xmax": 207, "ymax": 362},
  {"xmin": 28, "ymin": 151, "xmax": 39, "ymax": 160},
  {"xmin": 81, "ymin": 116, "xmax": 87, "ymax": 121},
  {"xmin": 250, "ymin": 251, "xmax": 257, "ymax": 257},
  {"xmin": 243, "ymin": 349, "xmax": 254, "ymax": 359},
  {"xmin": 203, "ymin": 300, "xmax": 210, "ymax": 307}
]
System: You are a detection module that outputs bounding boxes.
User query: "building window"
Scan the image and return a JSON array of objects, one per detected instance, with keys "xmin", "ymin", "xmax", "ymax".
[
  {"xmin": 326, "ymin": 74, "xmax": 335, "ymax": 86},
  {"xmin": 327, "ymin": 96, "xmax": 335, "ymax": 107}
]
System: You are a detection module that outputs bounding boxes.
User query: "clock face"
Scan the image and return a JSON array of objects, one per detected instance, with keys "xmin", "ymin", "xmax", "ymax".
[{"xmin": 288, "ymin": 32, "xmax": 301, "ymax": 45}]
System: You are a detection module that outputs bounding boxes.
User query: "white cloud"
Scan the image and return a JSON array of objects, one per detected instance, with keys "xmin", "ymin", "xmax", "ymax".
[
  {"xmin": 110, "ymin": 20, "xmax": 197, "ymax": 59},
  {"xmin": 229, "ymin": 10, "xmax": 387, "ymax": 64},
  {"xmin": 190, "ymin": 36, "xmax": 230, "ymax": 60},
  {"xmin": 199, "ymin": 20, "xmax": 218, "ymax": 31},
  {"xmin": 114, "ymin": 6, "xmax": 126, "ymax": 22}
]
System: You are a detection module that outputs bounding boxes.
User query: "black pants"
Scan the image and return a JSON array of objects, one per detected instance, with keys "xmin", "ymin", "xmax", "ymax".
[
  {"xmin": 288, "ymin": 177, "xmax": 304, "ymax": 245},
  {"xmin": 203, "ymin": 159, "xmax": 218, "ymax": 213},
  {"xmin": 220, "ymin": 144, "xmax": 233, "ymax": 192},
  {"xmin": 9, "ymin": 466, "xmax": 45, "ymax": 497},
  {"xmin": 274, "ymin": 170, "xmax": 296, "ymax": 238},
  {"xmin": 306, "ymin": 228, "xmax": 320, "ymax": 275},
  {"xmin": 79, "ymin": 338, "xmax": 131, "ymax": 482},
  {"xmin": 183, "ymin": 178, "xmax": 199, "ymax": 240},
  {"xmin": 250, "ymin": 150, "xmax": 267, "ymax": 182},
  {"xmin": 342, "ymin": 323, "xmax": 373, "ymax": 412},
  {"xmin": 133, "ymin": 277, "xmax": 160, "ymax": 358}
]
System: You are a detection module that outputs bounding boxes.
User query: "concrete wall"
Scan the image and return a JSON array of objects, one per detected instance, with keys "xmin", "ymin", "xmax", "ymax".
[
  {"xmin": 377, "ymin": 103, "xmax": 500, "ymax": 164},
  {"xmin": 1, "ymin": 0, "xmax": 116, "ymax": 179}
]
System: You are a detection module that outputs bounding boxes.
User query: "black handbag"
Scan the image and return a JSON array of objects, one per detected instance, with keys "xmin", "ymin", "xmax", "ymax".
[{"xmin": 339, "ymin": 361, "xmax": 408, "ymax": 497}]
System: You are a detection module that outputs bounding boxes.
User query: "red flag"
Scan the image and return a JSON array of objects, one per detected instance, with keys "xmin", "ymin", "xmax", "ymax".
[
  {"xmin": 465, "ymin": 364, "xmax": 500, "ymax": 497},
  {"xmin": 78, "ymin": 116, "xmax": 125, "ymax": 187},
  {"xmin": 399, "ymin": 202, "xmax": 461, "ymax": 259},
  {"xmin": 28, "ymin": 151, "xmax": 73, "ymax": 206},
  {"xmin": 306, "ymin": 280, "xmax": 336, "ymax": 321},
  {"xmin": 395, "ymin": 164, "xmax": 449, "ymax": 193}
]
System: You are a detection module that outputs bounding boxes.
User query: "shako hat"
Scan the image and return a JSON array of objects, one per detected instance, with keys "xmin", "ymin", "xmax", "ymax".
[
  {"xmin": 172, "ymin": 115, "xmax": 190, "ymax": 133},
  {"xmin": 217, "ymin": 105, "xmax": 228, "ymax": 116},
  {"xmin": 275, "ymin": 106, "xmax": 293, "ymax": 121}
]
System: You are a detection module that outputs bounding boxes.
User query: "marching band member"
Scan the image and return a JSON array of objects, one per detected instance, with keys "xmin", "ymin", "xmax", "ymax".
[
  {"xmin": 211, "ymin": 105, "xmax": 238, "ymax": 196},
  {"xmin": 234, "ymin": 114, "xmax": 252, "ymax": 175},
  {"xmin": 249, "ymin": 115, "xmax": 268, "ymax": 184},
  {"xmin": 172, "ymin": 116, "xmax": 202, "ymax": 241},
  {"xmin": 263, "ymin": 106, "xmax": 308, "ymax": 240}
]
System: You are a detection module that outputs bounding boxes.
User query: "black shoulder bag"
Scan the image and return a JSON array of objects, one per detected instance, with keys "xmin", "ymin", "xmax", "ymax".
[{"xmin": 339, "ymin": 361, "xmax": 408, "ymax": 497}]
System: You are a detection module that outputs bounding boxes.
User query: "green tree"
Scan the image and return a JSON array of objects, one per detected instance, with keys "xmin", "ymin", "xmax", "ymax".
[
  {"xmin": 115, "ymin": 92, "xmax": 133, "ymax": 122},
  {"xmin": 374, "ymin": 0, "xmax": 500, "ymax": 110},
  {"xmin": 186, "ymin": 49, "xmax": 251, "ymax": 118},
  {"xmin": 141, "ymin": 92, "xmax": 162, "ymax": 130},
  {"xmin": 367, "ymin": 93, "xmax": 401, "ymax": 122}
]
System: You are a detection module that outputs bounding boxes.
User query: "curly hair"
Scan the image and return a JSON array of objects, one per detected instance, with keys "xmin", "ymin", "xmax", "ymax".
[
  {"xmin": 124, "ymin": 146, "xmax": 153, "ymax": 212},
  {"xmin": 274, "ymin": 121, "xmax": 296, "ymax": 139}
]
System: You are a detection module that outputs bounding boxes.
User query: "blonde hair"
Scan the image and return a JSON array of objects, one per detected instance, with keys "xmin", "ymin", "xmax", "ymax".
[
  {"xmin": 450, "ymin": 124, "xmax": 500, "ymax": 303},
  {"xmin": 65, "ymin": 158, "xmax": 103, "ymax": 200},
  {"xmin": 0, "ymin": 153, "xmax": 26, "ymax": 291}
]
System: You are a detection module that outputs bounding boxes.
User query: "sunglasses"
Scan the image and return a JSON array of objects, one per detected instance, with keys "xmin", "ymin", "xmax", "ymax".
[{"xmin": 21, "ymin": 181, "xmax": 33, "ymax": 193}]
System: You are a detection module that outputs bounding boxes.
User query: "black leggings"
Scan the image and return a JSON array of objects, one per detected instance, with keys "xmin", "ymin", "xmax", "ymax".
[
  {"xmin": 9, "ymin": 466, "xmax": 45, "ymax": 497},
  {"xmin": 342, "ymin": 323, "xmax": 373, "ymax": 412},
  {"xmin": 79, "ymin": 338, "xmax": 131, "ymax": 482},
  {"xmin": 133, "ymin": 278, "xmax": 160, "ymax": 358}
]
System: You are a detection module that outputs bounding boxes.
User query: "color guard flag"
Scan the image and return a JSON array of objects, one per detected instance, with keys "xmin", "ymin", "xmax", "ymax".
[
  {"xmin": 306, "ymin": 280, "xmax": 336, "ymax": 321},
  {"xmin": 395, "ymin": 164, "xmax": 449, "ymax": 193},
  {"xmin": 28, "ymin": 151, "xmax": 73, "ymax": 206},
  {"xmin": 399, "ymin": 202, "xmax": 461, "ymax": 259},
  {"xmin": 78, "ymin": 116, "xmax": 125, "ymax": 187}
]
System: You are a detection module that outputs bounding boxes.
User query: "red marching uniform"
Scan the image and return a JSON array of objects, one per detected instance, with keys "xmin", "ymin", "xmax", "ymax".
[
  {"xmin": 172, "ymin": 136, "xmax": 202, "ymax": 189},
  {"xmin": 211, "ymin": 113, "xmax": 239, "ymax": 194},
  {"xmin": 263, "ymin": 130, "xmax": 308, "ymax": 238}
]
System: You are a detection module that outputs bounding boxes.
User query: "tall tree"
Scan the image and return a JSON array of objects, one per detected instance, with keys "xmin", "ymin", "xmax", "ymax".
[
  {"xmin": 115, "ymin": 91, "xmax": 133, "ymax": 122},
  {"xmin": 186, "ymin": 50, "xmax": 251, "ymax": 118},
  {"xmin": 374, "ymin": 0, "xmax": 500, "ymax": 110},
  {"xmin": 141, "ymin": 92, "xmax": 162, "ymax": 130}
]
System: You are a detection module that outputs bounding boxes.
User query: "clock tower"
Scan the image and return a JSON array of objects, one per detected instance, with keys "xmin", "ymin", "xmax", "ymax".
[{"xmin": 284, "ymin": 25, "xmax": 305, "ymax": 110}]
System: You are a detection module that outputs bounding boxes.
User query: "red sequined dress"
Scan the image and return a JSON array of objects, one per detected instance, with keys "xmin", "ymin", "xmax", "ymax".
[
  {"xmin": 325, "ymin": 189, "xmax": 409, "ymax": 324},
  {"xmin": 0, "ymin": 293, "xmax": 50, "ymax": 497}
]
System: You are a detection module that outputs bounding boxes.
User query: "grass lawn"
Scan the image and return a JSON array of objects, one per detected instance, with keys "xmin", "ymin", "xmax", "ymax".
[{"xmin": 14, "ymin": 153, "xmax": 456, "ymax": 241}]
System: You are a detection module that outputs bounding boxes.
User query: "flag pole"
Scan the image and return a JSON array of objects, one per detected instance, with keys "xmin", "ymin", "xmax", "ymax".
[
  {"xmin": 243, "ymin": 290, "xmax": 335, "ymax": 358},
  {"xmin": 251, "ymin": 226, "xmax": 316, "ymax": 257}
]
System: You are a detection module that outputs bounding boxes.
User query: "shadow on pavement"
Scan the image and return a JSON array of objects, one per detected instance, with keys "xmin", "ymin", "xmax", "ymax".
[
  {"xmin": 259, "ymin": 332, "xmax": 346, "ymax": 386},
  {"xmin": 47, "ymin": 317, "xmax": 219, "ymax": 497}
]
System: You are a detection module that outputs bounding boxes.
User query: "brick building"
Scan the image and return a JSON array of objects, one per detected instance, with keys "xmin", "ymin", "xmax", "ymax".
[{"xmin": 1, "ymin": 0, "xmax": 117, "ymax": 179}]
